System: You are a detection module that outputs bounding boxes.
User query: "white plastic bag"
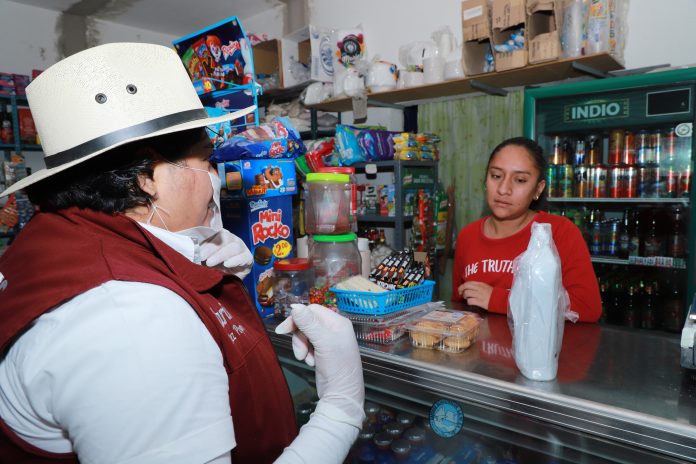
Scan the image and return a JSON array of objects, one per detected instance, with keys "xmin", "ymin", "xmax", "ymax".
[{"xmin": 508, "ymin": 222, "xmax": 577, "ymax": 381}]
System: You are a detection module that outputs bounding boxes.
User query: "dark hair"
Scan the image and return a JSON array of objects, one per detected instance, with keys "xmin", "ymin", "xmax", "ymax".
[
  {"xmin": 486, "ymin": 136, "xmax": 547, "ymax": 209},
  {"xmin": 27, "ymin": 127, "xmax": 208, "ymax": 213}
]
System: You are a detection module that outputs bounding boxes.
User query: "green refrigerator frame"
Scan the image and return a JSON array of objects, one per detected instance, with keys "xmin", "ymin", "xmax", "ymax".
[{"xmin": 524, "ymin": 67, "xmax": 696, "ymax": 323}]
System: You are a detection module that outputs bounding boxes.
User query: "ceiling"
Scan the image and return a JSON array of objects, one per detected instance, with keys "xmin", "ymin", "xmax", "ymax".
[{"xmin": 8, "ymin": 0, "xmax": 284, "ymax": 36}]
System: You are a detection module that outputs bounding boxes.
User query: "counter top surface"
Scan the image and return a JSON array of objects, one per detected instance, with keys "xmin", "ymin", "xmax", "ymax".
[{"xmin": 266, "ymin": 304, "xmax": 696, "ymax": 459}]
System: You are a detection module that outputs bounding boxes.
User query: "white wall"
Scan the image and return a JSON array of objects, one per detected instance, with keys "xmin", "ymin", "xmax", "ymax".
[
  {"xmin": 243, "ymin": 4, "xmax": 287, "ymax": 39},
  {"xmin": 90, "ymin": 18, "xmax": 177, "ymax": 48}
]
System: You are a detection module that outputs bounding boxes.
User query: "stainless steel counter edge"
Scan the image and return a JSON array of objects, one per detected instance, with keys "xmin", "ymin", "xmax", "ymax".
[{"xmin": 266, "ymin": 323, "xmax": 696, "ymax": 461}]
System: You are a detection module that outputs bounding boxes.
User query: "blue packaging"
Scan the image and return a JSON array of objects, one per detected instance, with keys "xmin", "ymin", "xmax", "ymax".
[
  {"xmin": 218, "ymin": 158, "xmax": 297, "ymax": 198},
  {"xmin": 220, "ymin": 194, "xmax": 295, "ymax": 317}
]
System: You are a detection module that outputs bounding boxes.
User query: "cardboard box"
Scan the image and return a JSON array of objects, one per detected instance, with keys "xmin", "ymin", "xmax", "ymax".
[
  {"xmin": 462, "ymin": 39, "xmax": 494, "ymax": 76},
  {"xmin": 252, "ymin": 39, "xmax": 282, "ymax": 80},
  {"xmin": 173, "ymin": 16, "xmax": 253, "ymax": 95},
  {"xmin": 462, "ymin": 0, "xmax": 491, "ymax": 41},
  {"xmin": 220, "ymin": 194, "xmax": 295, "ymax": 317},
  {"xmin": 309, "ymin": 24, "xmax": 334, "ymax": 83},
  {"xmin": 281, "ymin": 26, "xmax": 311, "ymax": 88},
  {"xmin": 492, "ymin": 0, "xmax": 528, "ymax": 71},
  {"xmin": 18, "ymin": 108, "xmax": 36, "ymax": 144},
  {"xmin": 527, "ymin": 0, "xmax": 561, "ymax": 64},
  {"xmin": 219, "ymin": 158, "xmax": 297, "ymax": 199},
  {"xmin": 492, "ymin": 0, "xmax": 526, "ymax": 30}
]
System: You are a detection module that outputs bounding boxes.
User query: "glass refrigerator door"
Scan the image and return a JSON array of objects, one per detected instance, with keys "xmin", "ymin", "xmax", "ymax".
[{"xmin": 524, "ymin": 68, "xmax": 696, "ymax": 333}]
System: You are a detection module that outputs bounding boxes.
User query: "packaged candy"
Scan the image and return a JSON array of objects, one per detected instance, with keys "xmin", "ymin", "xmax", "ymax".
[{"xmin": 210, "ymin": 116, "xmax": 306, "ymax": 161}]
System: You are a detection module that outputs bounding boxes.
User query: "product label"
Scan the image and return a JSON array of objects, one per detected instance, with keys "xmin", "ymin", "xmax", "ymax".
[
  {"xmin": 252, "ymin": 209, "xmax": 291, "ymax": 245},
  {"xmin": 463, "ymin": 5, "xmax": 483, "ymax": 20},
  {"xmin": 564, "ymin": 98, "xmax": 629, "ymax": 123},
  {"xmin": 422, "ymin": 310, "xmax": 466, "ymax": 324}
]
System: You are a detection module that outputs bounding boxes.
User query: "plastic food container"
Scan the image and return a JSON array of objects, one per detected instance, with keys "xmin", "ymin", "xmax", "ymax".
[
  {"xmin": 341, "ymin": 306, "xmax": 426, "ymax": 344},
  {"xmin": 318, "ymin": 167, "xmax": 357, "ymax": 222},
  {"xmin": 309, "ymin": 233, "xmax": 361, "ymax": 307},
  {"xmin": 304, "ymin": 172, "xmax": 352, "ymax": 234},
  {"xmin": 406, "ymin": 309, "xmax": 481, "ymax": 353},
  {"xmin": 273, "ymin": 258, "xmax": 314, "ymax": 319}
]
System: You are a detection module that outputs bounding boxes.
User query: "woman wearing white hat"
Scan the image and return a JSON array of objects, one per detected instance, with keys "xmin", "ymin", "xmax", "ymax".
[{"xmin": 0, "ymin": 43, "xmax": 364, "ymax": 464}]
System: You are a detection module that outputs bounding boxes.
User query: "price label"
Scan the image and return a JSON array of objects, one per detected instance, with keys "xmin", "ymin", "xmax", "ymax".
[{"xmin": 273, "ymin": 240, "xmax": 292, "ymax": 258}]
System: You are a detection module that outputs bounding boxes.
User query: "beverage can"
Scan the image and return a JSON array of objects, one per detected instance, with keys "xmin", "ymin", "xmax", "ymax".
[
  {"xmin": 636, "ymin": 130, "xmax": 650, "ymax": 165},
  {"xmin": 609, "ymin": 129, "xmax": 623, "ymax": 165},
  {"xmin": 622, "ymin": 130, "xmax": 636, "ymax": 165},
  {"xmin": 651, "ymin": 130, "xmax": 662, "ymax": 164},
  {"xmin": 575, "ymin": 165, "xmax": 590, "ymax": 197},
  {"xmin": 590, "ymin": 164, "xmax": 607, "ymax": 197},
  {"xmin": 638, "ymin": 165, "xmax": 658, "ymax": 198},
  {"xmin": 546, "ymin": 164, "xmax": 558, "ymax": 198},
  {"xmin": 625, "ymin": 164, "xmax": 638, "ymax": 198},
  {"xmin": 575, "ymin": 139, "xmax": 586, "ymax": 165},
  {"xmin": 605, "ymin": 220, "xmax": 620, "ymax": 257},
  {"xmin": 609, "ymin": 165, "xmax": 624, "ymax": 198},
  {"xmin": 587, "ymin": 134, "xmax": 602, "ymax": 165},
  {"xmin": 590, "ymin": 221, "xmax": 603, "ymax": 255},
  {"xmin": 663, "ymin": 127, "xmax": 677, "ymax": 159},
  {"xmin": 551, "ymin": 136, "xmax": 564, "ymax": 165},
  {"xmin": 664, "ymin": 165, "xmax": 678, "ymax": 198},
  {"xmin": 679, "ymin": 164, "xmax": 692, "ymax": 197},
  {"xmin": 558, "ymin": 164, "xmax": 574, "ymax": 198}
]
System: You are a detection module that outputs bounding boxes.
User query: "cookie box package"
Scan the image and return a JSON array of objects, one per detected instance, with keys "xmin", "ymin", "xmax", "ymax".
[
  {"xmin": 221, "ymin": 194, "xmax": 295, "ymax": 317},
  {"xmin": 218, "ymin": 158, "xmax": 297, "ymax": 199},
  {"xmin": 406, "ymin": 309, "xmax": 482, "ymax": 353},
  {"xmin": 342, "ymin": 304, "xmax": 430, "ymax": 345},
  {"xmin": 173, "ymin": 16, "xmax": 254, "ymax": 95}
]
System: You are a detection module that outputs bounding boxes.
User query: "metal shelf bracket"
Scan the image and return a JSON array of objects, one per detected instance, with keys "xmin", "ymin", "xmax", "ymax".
[
  {"xmin": 571, "ymin": 61, "xmax": 613, "ymax": 79},
  {"xmin": 469, "ymin": 79, "xmax": 508, "ymax": 97}
]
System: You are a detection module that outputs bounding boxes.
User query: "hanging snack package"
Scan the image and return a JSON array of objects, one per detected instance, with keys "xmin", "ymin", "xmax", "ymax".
[{"xmin": 508, "ymin": 222, "xmax": 578, "ymax": 381}]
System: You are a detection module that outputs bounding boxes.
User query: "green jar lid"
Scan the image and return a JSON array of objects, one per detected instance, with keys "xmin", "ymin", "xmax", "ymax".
[
  {"xmin": 306, "ymin": 173, "xmax": 350, "ymax": 183},
  {"xmin": 313, "ymin": 232, "xmax": 357, "ymax": 243}
]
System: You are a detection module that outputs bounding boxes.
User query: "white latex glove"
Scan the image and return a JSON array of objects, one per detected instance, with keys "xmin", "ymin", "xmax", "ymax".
[
  {"xmin": 200, "ymin": 229, "xmax": 253, "ymax": 280},
  {"xmin": 276, "ymin": 304, "xmax": 365, "ymax": 428}
]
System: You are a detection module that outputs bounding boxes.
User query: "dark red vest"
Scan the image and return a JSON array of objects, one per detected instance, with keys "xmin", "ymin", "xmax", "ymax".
[{"xmin": 0, "ymin": 208, "xmax": 297, "ymax": 463}]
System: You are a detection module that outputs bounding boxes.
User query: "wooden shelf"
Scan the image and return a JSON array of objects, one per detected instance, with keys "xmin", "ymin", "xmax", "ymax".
[{"xmin": 306, "ymin": 53, "xmax": 623, "ymax": 112}]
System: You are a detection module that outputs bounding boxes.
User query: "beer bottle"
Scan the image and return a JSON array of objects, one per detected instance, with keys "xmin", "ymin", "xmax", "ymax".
[
  {"xmin": 663, "ymin": 271, "xmax": 685, "ymax": 332},
  {"xmin": 608, "ymin": 280, "xmax": 625, "ymax": 325},
  {"xmin": 642, "ymin": 210, "xmax": 664, "ymax": 257},
  {"xmin": 666, "ymin": 207, "xmax": 686, "ymax": 258},
  {"xmin": 618, "ymin": 209, "xmax": 631, "ymax": 259},
  {"xmin": 628, "ymin": 209, "xmax": 640, "ymax": 257},
  {"xmin": 640, "ymin": 282, "xmax": 659, "ymax": 330},
  {"xmin": 623, "ymin": 284, "xmax": 639, "ymax": 328}
]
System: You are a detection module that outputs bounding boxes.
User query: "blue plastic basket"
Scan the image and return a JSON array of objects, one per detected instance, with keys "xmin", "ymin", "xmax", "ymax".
[{"xmin": 331, "ymin": 280, "xmax": 435, "ymax": 315}]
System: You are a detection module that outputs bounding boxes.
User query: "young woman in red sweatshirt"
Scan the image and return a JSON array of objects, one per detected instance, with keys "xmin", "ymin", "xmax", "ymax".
[{"xmin": 452, "ymin": 137, "xmax": 602, "ymax": 323}]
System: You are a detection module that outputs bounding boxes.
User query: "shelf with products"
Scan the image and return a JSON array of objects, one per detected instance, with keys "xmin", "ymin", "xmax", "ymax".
[
  {"xmin": 306, "ymin": 53, "xmax": 623, "ymax": 113},
  {"xmin": 0, "ymin": 95, "xmax": 40, "ymax": 155},
  {"xmin": 356, "ymin": 214, "xmax": 413, "ymax": 223},
  {"xmin": 548, "ymin": 197, "xmax": 689, "ymax": 204},
  {"xmin": 591, "ymin": 255, "xmax": 687, "ymax": 269}
]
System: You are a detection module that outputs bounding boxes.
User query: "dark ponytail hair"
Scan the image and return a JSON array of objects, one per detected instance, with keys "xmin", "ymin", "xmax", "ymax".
[{"xmin": 486, "ymin": 137, "xmax": 547, "ymax": 209}]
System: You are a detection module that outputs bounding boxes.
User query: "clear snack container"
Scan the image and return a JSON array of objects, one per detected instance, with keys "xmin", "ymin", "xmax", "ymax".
[
  {"xmin": 304, "ymin": 172, "xmax": 352, "ymax": 234},
  {"xmin": 406, "ymin": 309, "xmax": 482, "ymax": 353},
  {"xmin": 342, "ymin": 305, "xmax": 428, "ymax": 345}
]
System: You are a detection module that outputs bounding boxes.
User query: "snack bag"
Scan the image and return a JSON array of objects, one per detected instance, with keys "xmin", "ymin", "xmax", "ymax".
[
  {"xmin": 210, "ymin": 117, "xmax": 306, "ymax": 161},
  {"xmin": 508, "ymin": 222, "xmax": 578, "ymax": 381},
  {"xmin": 335, "ymin": 124, "xmax": 366, "ymax": 166}
]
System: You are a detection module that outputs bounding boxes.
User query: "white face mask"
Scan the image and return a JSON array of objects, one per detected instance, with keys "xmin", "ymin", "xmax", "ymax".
[{"xmin": 147, "ymin": 162, "xmax": 223, "ymax": 242}]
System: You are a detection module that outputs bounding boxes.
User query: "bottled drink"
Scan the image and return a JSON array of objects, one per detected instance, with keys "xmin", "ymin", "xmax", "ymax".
[
  {"xmin": 623, "ymin": 284, "xmax": 639, "ymax": 328},
  {"xmin": 624, "ymin": 164, "xmax": 638, "ymax": 198},
  {"xmin": 562, "ymin": 138, "xmax": 574, "ymax": 164},
  {"xmin": 628, "ymin": 209, "xmax": 640, "ymax": 257},
  {"xmin": 575, "ymin": 165, "xmax": 590, "ymax": 197},
  {"xmin": 618, "ymin": 209, "xmax": 631, "ymax": 259},
  {"xmin": 642, "ymin": 210, "xmax": 664, "ymax": 257},
  {"xmin": 640, "ymin": 282, "xmax": 659, "ymax": 330},
  {"xmin": 547, "ymin": 164, "xmax": 558, "ymax": 197},
  {"xmin": 666, "ymin": 207, "xmax": 687, "ymax": 258},
  {"xmin": 607, "ymin": 280, "xmax": 624, "ymax": 325},
  {"xmin": 551, "ymin": 135, "xmax": 564, "ymax": 164},
  {"xmin": 590, "ymin": 163, "xmax": 608, "ymax": 197},
  {"xmin": 605, "ymin": 219, "xmax": 620, "ymax": 257},
  {"xmin": 663, "ymin": 272, "xmax": 685, "ymax": 332},
  {"xmin": 636, "ymin": 129, "xmax": 651, "ymax": 165},
  {"xmin": 608, "ymin": 165, "xmax": 624, "ymax": 198},
  {"xmin": 622, "ymin": 130, "xmax": 636, "ymax": 165}
]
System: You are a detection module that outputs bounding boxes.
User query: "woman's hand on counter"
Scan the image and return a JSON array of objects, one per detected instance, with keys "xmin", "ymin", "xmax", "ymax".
[{"xmin": 458, "ymin": 281, "xmax": 493, "ymax": 310}]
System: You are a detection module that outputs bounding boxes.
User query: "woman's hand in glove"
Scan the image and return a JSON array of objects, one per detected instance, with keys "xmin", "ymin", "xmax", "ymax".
[
  {"xmin": 276, "ymin": 304, "xmax": 365, "ymax": 428},
  {"xmin": 199, "ymin": 229, "xmax": 253, "ymax": 280}
]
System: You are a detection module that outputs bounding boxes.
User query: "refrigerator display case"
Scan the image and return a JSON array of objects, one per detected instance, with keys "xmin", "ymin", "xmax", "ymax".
[
  {"xmin": 524, "ymin": 68, "xmax": 696, "ymax": 332},
  {"xmin": 267, "ymin": 311, "xmax": 696, "ymax": 463}
]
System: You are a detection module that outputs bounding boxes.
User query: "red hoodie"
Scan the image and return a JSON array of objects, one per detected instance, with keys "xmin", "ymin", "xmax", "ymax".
[
  {"xmin": 0, "ymin": 208, "xmax": 297, "ymax": 463},
  {"xmin": 452, "ymin": 211, "xmax": 602, "ymax": 323}
]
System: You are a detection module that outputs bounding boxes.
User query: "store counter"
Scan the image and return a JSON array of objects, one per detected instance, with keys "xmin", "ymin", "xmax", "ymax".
[{"xmin": 266, "ymin": 305, "xmax": 696, "ymax": 462}]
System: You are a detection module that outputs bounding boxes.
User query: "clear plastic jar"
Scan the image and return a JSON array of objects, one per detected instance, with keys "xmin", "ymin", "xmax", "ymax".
[
  {"xmin": 318, "ymin": 166, "xmax": 357, "ymax": 226},
  {"xmin": 304, "ymin": 172, "xmax": 352, "ymax": 234},
  {"xmin": 309, "ymin": 232, "xmax": 361, "ymax": 306},
  {"xmin": 273, "ymin": 258, "xmax": 314, "ymax": 319}
]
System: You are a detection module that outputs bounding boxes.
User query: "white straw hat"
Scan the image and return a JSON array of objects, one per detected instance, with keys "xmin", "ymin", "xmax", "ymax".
[{"xmin": 0, "ymin": 42, "xmax": 255, "ymax": 197}]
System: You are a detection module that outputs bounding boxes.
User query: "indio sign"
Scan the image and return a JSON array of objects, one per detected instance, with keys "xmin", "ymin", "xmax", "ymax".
[{"xmin": 563, "ymin": 98, "xmax": 629, "ymax": 123}]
